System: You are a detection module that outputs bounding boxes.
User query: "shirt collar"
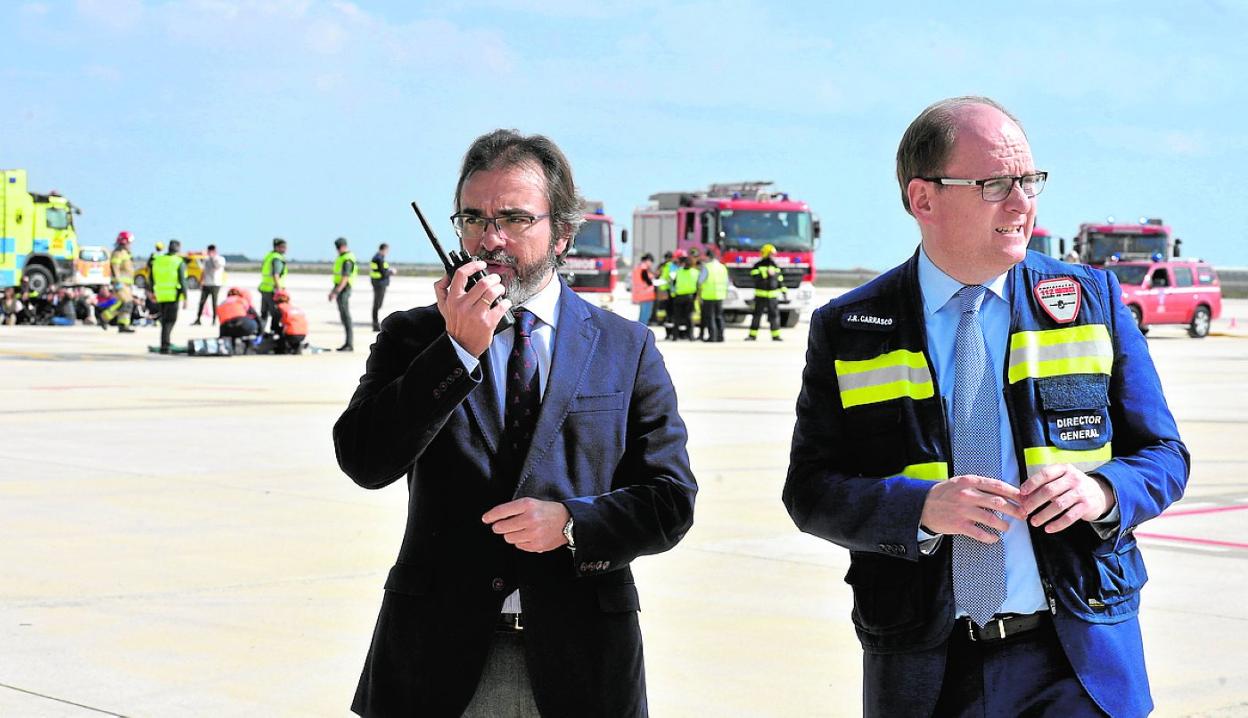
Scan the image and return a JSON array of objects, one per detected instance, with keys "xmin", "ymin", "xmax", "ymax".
[
  {"xmin": 516, "ymin": 272, "xmax": 562, "ymax": 330},
  {"xmin": 917, "ymin": 245, "xmax": 1009, "ymax": 318}
]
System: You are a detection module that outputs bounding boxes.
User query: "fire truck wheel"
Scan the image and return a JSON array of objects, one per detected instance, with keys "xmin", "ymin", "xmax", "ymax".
[
  {"xmin": 1128, "ymin": 305, "xmax": 1148, "ymax": 335},
  {"xmin": 23, "ymin": 265, "xmax": 55, "ymax": 294},
  {"xmin": 1188, "ymin": 306, "xmax": 1211, "ymax": 339},
  {"xmin": 782, "ymin": 311, "xmax": 800, "ymax": 328}
]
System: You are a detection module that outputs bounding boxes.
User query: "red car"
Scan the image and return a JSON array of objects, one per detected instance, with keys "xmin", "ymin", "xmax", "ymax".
[{"xmin": 1105, "ymin": 259, "xmax": 1222, "ymax": 338}]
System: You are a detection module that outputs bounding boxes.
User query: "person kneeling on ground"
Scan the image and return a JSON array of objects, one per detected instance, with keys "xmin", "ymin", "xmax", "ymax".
[
  {"xmin": 274, "ymin": 289, "xmax": 307, "ymax": 355},
  {"xmin": 217, "ymin": 287, "xmax": 260, "ymax": 339}
]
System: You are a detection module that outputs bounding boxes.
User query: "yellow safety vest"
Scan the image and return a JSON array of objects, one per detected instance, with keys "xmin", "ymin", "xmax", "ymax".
[
  {"xmin": 150, "ymin": 254, "xmax": 185, "ymax": 303},
  {"xmin": 333, "ymin": 251, "xmax": 357, "ymax": 287},
  {"xmin": 699, "ymin": 260, "xmax": 729, "ymax": 300},
  {"xmin": 673, "ymin": 267, "xmax": 698, "ymax": 296},
  {"xmin": 259, "ymin": 251, "xmax": 287, "ymax": 292}
]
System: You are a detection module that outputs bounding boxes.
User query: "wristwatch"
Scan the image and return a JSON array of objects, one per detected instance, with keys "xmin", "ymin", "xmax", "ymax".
[{"xmin": 562, "ymin": 516, "xmax": 576, "ymax": 550}]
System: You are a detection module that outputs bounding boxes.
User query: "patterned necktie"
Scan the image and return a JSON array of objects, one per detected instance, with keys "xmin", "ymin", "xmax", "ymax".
[
  {"xmin": 504, "ymin": 309, "xmax": 541, "ymax": 472},
  {"xmin": 950, "ymin": 285, "xmax": 1008, "ymax": 627}
]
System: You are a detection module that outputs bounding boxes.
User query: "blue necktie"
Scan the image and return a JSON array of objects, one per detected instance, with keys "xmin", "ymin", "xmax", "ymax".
[
  {"xmin": 504, "ymin": 309, "xmax": 541, "ymax": 473},
  {"xmin": 950, "ymin": 285, "xmax": 1008, "ymax": 627}
]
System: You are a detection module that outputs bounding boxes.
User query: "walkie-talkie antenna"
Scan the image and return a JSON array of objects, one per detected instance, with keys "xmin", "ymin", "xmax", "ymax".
[{"xmin": 411, "ymin": 201, "xmax": 455, "ymax": 273}]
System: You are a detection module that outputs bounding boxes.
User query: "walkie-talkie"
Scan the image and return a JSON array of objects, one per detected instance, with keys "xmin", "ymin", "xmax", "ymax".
[{"xmin": 410, "ymin": 201, "xmax": 515, "ymax": 334}]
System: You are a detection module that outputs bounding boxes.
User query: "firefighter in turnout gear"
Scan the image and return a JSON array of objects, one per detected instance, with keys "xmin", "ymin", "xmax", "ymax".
[{"xmin": 747, "ymin": 243, "xmax": 783, "ymax": 341}]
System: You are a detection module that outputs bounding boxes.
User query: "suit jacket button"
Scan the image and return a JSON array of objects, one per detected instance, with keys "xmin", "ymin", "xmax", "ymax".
[{"xmin": 491, "ymin": 578, "xmax": 506, "ymax": 592}]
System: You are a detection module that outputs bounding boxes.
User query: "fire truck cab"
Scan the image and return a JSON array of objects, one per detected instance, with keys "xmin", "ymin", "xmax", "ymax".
[
  {"xmin": 1074, "ymin": 217, "xmax": 1181, "ymax": 267},
  {"xmin": 632, "ymin": 181, "xmax": 818, "ymax": 327},
  {"xmin": 560, "ymin": 200, "xmax": 619, "ymax": 310},
  {"xmin": 1104, "ymin": 257, "xmax": 1221, "ymax": 338}
]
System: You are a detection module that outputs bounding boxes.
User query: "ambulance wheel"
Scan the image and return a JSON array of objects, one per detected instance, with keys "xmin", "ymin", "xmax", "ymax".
[
  {"xmin": 1128, "ymin": 305, "xmax": 1148, "ymax": 335},
  {"xmin": 186, "ymin": 276, "xmax": 200, "ymax": 290},
  {"xmin": 23, "ymin": 265, "xmax": 55, "ymax": 293},
  {"xmin": 1188, "ymin": 305, "xmax": 1211, "ymax": 338},
  {"xmin": 781, "ymin": 311, "xmax": 800, "ymax": 328}
]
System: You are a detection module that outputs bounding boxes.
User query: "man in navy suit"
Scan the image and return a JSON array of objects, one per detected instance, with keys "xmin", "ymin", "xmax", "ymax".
[
  {"xmin": 784, "ymin": 97, "xmax": 1188, "ymax": 717},
  {"xmin": 334, "ymin": 129, "xmax": 696, "ymax": 717}
]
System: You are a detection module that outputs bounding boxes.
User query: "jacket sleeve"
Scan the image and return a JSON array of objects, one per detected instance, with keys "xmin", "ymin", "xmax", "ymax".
[
  {"xmin": 562, "ymin": 329, "xmax": 697, "ymax": 574},
  {"xmin": 783, "ymin": 306, "xmax": 935, "ymax": 560},
  {"xmin": 1092, "ymin": 270, "xmax": 1190, "ymax": 548},
  {"xmin": 332, "ymin": 313, "xmax": 483, "ymax": 489}
]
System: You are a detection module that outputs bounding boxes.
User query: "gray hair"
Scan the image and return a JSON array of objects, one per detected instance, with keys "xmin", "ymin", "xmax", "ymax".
[
  {"xmin": 454, "ymin": 129, "xmax": 585, "ymax": 265},
  {"xmin": 895, "ymin": 96, "xmax": 1025, "ymax": 215}
]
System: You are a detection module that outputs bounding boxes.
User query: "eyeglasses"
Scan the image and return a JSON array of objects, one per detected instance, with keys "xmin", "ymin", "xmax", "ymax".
[
  {"xmin": 450, "ymin": 212, "xmax": 550, "ymax": 239},
  {"xmin": 920, "ymin": 171, "xmax": 1048, "ymax": 202}
]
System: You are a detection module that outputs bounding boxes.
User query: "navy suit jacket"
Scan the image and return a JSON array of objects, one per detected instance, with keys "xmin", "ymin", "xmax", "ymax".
[{"xmin": 334, "ymin": 280, "xmax": 696, "ymax": 718}]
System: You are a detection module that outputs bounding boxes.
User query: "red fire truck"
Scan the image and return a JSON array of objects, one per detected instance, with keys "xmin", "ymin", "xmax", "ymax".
[
  {"xmin": 560, "ymin": 200, "xmax": 620, "ymax": 310},
  {"xmin": 1027, "ymin": 225, "xmax": 1065, "ymax": 258},
  {"xmin": 631, "ymin": 181, "xmax": 819, "ymax": 327},
  {"xmin": 1072, "ymin": 217, "xmax": 1182, "ymax": 267}
]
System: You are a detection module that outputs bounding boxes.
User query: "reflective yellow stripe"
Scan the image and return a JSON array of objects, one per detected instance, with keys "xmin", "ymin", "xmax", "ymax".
[
  {"xmin": 835, "ymin": 349, "xmax": 934, "ymax": 408},
  {"xmin": 1007, "ymin": 325, "xmax": 1113, "ymax": 384},
  {"xmin": 1022, "ymin": 444, "xmax": 1112, "ymax": 477},
  {"xmin": 901, "ymin": 462, "xmax": 948, "ymax": 481}
]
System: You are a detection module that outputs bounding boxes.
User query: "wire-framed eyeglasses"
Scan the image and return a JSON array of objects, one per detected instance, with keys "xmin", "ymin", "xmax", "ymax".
[
  {"xmin": 450, "ymin": 212, "xmax": 550, "ymax": 239},
  {"xmin": 919, "ymin": 171, "xmax": 1048, "ymax": 202}
]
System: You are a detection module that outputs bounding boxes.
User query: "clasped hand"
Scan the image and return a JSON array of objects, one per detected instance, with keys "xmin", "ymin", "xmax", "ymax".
[
  {"xmin": 920, "ymin": 464, "xmax": 1115, "ymax": 543},
  {"xmin": 482, "ymin": 498, "xmax": 570, "ymax": 553}
]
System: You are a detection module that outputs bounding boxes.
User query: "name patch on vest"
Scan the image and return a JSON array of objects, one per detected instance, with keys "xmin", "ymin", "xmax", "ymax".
[
  {"xmin": 1047, "ymin": 408, "xmax": 1111, "ymax": 451},
  {"xmin": 1033, "ymin": 277, "xmax": 1081, "ymax": 324},
  {"xmin": 842, "ymin": 312, "xmax": 896, "ymax": 332}
]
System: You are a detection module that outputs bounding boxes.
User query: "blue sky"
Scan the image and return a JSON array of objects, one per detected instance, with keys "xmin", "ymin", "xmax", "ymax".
[{"xmin": 4, "ymin": 1, "xmax": 1246, "ymax": 269}]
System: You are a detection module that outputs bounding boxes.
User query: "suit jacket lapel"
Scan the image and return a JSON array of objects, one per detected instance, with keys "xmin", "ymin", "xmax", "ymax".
[
  {"xmin": 462, "ymin": 349, "xmax": 502, "ymax": 455},
  {"xmin": 514, "ymin": 282, "xmax": 600, "ymax": 496}
]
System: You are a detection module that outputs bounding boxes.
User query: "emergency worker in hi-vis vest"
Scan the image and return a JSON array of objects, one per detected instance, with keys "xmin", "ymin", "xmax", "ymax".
[{"xmin": 784, "ymin": 96, "xmax": 1189, "ymax": 718}]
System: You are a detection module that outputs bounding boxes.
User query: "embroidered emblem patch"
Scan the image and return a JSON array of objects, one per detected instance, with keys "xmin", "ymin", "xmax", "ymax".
[{"xmin": 1033, "ymin": 277, "xmax": 1081, "ymax": 324}]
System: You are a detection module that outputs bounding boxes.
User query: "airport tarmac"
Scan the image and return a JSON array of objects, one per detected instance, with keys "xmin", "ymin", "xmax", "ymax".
[{"xmin": 2, "ymin": 273, "xmax": 1247, "ymax": 717}]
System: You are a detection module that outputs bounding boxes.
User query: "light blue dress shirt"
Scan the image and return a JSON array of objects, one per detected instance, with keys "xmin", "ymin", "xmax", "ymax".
[{"xmin": 916, "ymin": 247, "xmax": 1049, "ymax": 617}]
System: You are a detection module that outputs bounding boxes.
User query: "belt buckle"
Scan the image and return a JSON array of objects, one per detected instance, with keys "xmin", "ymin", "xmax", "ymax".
[
  {"xmin": 966, "ymin": 619, "xmax": 978, "ymax": 642},
  {"xmin": 995, "ymin": 617, "xmax": 1007, "ymax": 640},
  {"xmin": 503, "ymin": 612, "xmax": 524, "ymax": 631}
]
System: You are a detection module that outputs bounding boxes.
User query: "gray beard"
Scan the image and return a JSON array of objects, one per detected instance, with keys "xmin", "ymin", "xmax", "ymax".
[{"xmin": 481, "ymin": 246, "xmax": 558, "ymax": 306}]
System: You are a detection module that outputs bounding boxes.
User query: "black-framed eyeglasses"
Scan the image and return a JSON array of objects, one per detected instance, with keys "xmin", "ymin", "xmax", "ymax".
[
  {"xmin": 450, "ymin": 212, "xmax": 550, "ymax": 240},
  {"xmin": 919, "ymin": 171, "xmax": 1048, "ymax": 202}
]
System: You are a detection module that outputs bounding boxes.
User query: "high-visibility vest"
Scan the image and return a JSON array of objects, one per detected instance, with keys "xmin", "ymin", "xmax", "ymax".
[
  {"xmin": 110, "ymin": 248, "xmax": 134, "ymax": 285},
  {"xmin": 369, "ymin": 254, "xmax": 389, "ymax": 282},
  {"xmin": 259, "ymin": 251, "xmax": 286, "ymax": 292},
  {"xmin": 699, "ymin": 259, "xmax": 729, "ymax": 300},
  {"xmin": 216, "ymin": 295, "xmax": 249, "ymax": 324},
  {"xmin": 673, "ymin": 267, "xmax": 698, "ymax": 296},
  {"xmin": 333, "ymin": 251, "xmax": 357, "ymax": 287},
  {"xmin": 279, "ymin": 304, "xmax": 308, "ymax": 335},
  {"xmin": 631, "ymin": 265, "xmax": 656, "ymax": 304},
  {"xmin": 150, "ymin": 254, "xmax": 184, "ymax": 303}
]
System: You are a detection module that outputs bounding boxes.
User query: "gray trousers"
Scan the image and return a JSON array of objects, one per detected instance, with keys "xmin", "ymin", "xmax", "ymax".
[
  {"xmin": 336, "ymin": 286, "xmax": 353, "ymax": 348},
  {"xmin": 462, "ymin": 629, "xmax": 540, "ymax": 718}
]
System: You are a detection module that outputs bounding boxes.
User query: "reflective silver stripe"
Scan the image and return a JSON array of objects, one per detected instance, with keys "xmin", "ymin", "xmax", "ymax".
[
  {"xmin": 1007, "ymin": 325, "xmax": 1113, "ymax": 384},
  {"xmin": 836, "ymin": 362, "xmax": 933, "ymax": 393},
  {"xmin": 1022, "ymin": 445, "xmax": 1112, "ymax": 478}
]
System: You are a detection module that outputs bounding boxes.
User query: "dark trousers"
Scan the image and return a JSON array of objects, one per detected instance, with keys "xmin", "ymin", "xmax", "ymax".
[
  {"xmin": 371, "ymin": 282, "xmax": 387, "ymax": 330},
  {"xmin": 672, "ymin": 295, "xmax": 695, "ymax": 340},
  {"xmin": 702, "ymin": 299, "xmax": 724, "ymax": 341},
  {"xmin": 219, "ymin": 317, "xmax": 259, "ymax": 338},
  {"xmin": 337, "ymin": 286, "xmax": 354, "ymax": 348},
  {"xmin": 158, "ymin": 302, "xmax": 179, "ymax": 351},
  {"xmin": 931, "ymin": 619, "xmax": 1104, "ymax": 717},
  {"xmin": 196, "ymin": 285, "xmax": 220, "ymax": 323},
  {"xmin": 259, "ymin": 291, "xmax": 277, "ymax": 334},
  {"xmin": 749, "ymin": 296, "xmax": 780, "ymax": 336}
]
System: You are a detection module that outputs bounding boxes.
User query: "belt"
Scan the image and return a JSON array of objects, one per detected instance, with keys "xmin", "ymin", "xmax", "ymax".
[
  {"xmin": 498, "ymin": 612, "xmax": 524, "ymax": 632},
  {"xmin": 959, "ymin": 612, "xmax": 1049, "ymax": 642}
]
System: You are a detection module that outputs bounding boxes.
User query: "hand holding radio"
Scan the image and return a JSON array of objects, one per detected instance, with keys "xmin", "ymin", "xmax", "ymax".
[{"xmin": 412, "ymin": 201, "xmax": 515, "ymax": 357}]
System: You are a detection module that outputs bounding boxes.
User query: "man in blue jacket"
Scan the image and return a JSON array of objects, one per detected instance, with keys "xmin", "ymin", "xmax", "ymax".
[
  {"xmin": 784, "ymin": 96, "xmax": 1188, "ymax": 717},
  {"xmin": 334, "ymin": 129, "xmax": 696, "ymax": 717}
]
